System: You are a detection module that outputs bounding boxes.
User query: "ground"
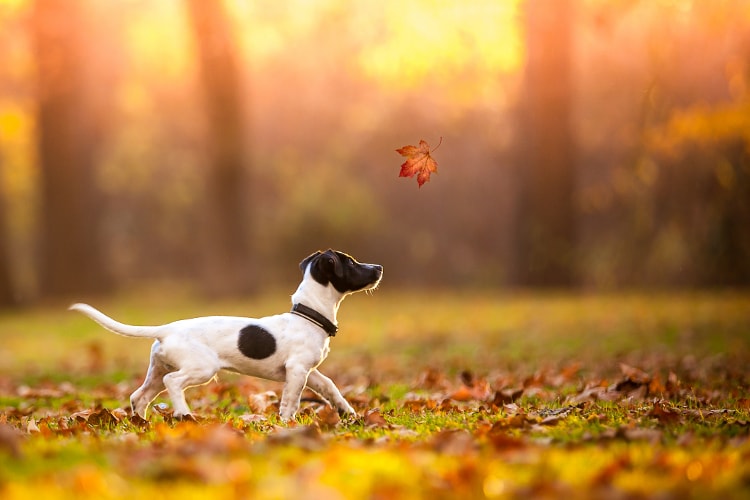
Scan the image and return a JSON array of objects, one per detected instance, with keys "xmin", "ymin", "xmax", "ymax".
[{"xmin": 1, "ymin": 289, "xmax": 749, "ymax": 499}]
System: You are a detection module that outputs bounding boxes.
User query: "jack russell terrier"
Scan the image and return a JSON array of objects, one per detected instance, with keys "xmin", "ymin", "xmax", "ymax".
[{"xmin": 70, "ymin": 249, "xmax": 383, "ymax": 421}]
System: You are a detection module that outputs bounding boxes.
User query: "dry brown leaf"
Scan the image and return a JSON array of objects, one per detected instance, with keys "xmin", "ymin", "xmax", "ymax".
[
  {"xmin": 364, "ymin": 409, "xmax": 389, "ymax": 428},
  {"xmin": 648, "ymin": 401, "xmax": 682, "ymax": 424},
  {"xmin": 619, "ymin": 363, "xmax": 651, "ymax": 384},
  {"xmin": 315, "ymin": 405, "xmax": 341, "ymax": 429}
]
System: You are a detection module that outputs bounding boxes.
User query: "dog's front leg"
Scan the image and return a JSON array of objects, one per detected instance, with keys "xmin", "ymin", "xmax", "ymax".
[
  {"xmin": 279, "ymin": 364, "xmax": 310, "ymax": 421},
  {"xmin": 306, "ymin": 369, "xmax": 356, "ymax": 416}
]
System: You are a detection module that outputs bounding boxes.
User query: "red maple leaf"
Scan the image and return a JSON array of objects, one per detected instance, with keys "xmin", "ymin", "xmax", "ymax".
[{"xmin": 396, "ymin": 138, "xmax": 441, "ymax": 187}]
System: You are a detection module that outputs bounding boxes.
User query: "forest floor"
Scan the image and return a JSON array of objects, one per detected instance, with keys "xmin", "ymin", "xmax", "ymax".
[{"xmin": 1, "ymin": 289, "xmax": 749, "ymax": 499}]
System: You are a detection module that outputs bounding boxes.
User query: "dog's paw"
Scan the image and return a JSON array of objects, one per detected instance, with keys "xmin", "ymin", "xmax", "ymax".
[
  {"xmin": 337, "ymin": 404, "xmax": 357, "ymax": 417},
  {"xmin": 277, "ymin": 412, "xmax": 295, "ymax": 424},
  {"xmin": 339, "ymin": 412, "xmax": 361, "ymax": 425}
]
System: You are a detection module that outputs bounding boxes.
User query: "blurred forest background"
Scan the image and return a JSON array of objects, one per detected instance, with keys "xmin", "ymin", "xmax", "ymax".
[{"xmin": 0, "ymin": 0, "xmax": 749, "ymax": 306}]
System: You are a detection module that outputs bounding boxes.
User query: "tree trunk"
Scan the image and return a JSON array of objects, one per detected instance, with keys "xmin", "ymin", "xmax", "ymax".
[
  {"xmin": 185, "ymin": 0, "xmax": 253, "ymax": 295},
  {"xmin": 0, "ymin": 184, "xmax": 15, "ymax": 307},
  {"xmin": 32, "ymin": 0, "xmax": 111, "ymax": 298},
  {"xmin": 515, "ymin": 0, "xmax": 577, "ymax": 287}
]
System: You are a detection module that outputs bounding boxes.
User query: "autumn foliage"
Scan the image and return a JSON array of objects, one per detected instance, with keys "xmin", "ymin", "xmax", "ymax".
[{"xmin": 1, "ymin": 292, "xmax": 749, "ymax": 499}]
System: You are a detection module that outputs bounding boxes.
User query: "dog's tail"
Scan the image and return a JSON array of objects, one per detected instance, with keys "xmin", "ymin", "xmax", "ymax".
[{"xmin": 69, "ymin": 303, "xmax": 162, "ymax": 339}]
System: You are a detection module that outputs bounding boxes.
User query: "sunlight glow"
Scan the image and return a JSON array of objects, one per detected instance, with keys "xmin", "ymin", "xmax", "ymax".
[
  {"xmin": 125, "ymin": 2, "xmax": 192, "ymax": 79},
  {"xmin": 357, "ymin": 0, "xmax": 523, "ymax": 89}
]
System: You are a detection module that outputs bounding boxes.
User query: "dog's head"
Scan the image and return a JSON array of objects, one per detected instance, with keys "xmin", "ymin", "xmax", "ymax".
[{"xmin": 299, "ymin": 249, "xmax": 382, "ymax": 294}]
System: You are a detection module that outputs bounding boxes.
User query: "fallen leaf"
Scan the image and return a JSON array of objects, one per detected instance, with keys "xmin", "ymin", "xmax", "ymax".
[
  {"xmin": 248, "ymin": 390, "xmax": 279, "ymax": 414},
  {"xmin": 396, "ymin": 138, "xmax": 440, "ymax": 187},
  {"xmin": 238, "ymin": 414, "xmax": 267, "ymax": 424},
  {"xmin": 315, "ymin": 405, "xmax": 341, "ymax": 429},
  {"xmin": 70, "ymin": 409, "xmax": 95, "ymax": 422},
  {"xmin": 492, "ymin": 388, "xmax": 524, "ymax": 406},
  {"xmin": 364, "ymin": 409, "xmax": 389, "ymax": 428},
  {"xmin": 88, "ymin": 408, "xmax": 120, "ymax": 428},
  {"xmin": 618, "ymin": 363, "xmax": 651, "ymax": 384},
  {"xmin": 111, "ymin": 408, "xmax": 129, "ymax": 422},
  {"xmin": 449, "ymin": 385, "xmax": 475, "ymax": 402},
  {"xmin": 649, "ymin": 401, "xmax": 682, "ymax": 424},
  {"xmin": 503, "ymin": 403, "xmax": 521, "ymax": 414},
  {"xmin": 26, "ymin": 418, "xmax": 40, "ymax": 434},
  {"xmin": 610, "ymin": 364, "xmax": 654, "ymax": 399},
  {"xmin": 128, "ymin": 414, "xmax": 150, "ymax": 428}
]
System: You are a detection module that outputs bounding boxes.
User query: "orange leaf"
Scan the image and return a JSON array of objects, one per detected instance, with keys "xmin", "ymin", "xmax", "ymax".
[
  {"xmin": 449, "ymin": 385, "xmax": 474, "ymax": 402},
  {"xmin": 396, "ymin": 138, "xmax": 440, "ymax": 187}
]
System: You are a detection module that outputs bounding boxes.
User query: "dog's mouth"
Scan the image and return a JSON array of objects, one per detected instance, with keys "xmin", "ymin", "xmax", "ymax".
[{"xmin": 363, "ymin": 266, "xmax": 383, "ymax": 295}]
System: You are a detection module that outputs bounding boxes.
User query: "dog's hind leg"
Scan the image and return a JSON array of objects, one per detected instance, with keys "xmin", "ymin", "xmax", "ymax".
[
  {"xmin": 306, "ymin": 369, "xmax": 356, "ymax": 416},
  {"xmin": 130, "ymin": 341, "xmax": 170, "ymax": 418},
  {"xmin": 162, "ymin": 368, "xmax": 216, "ymax": 418}
]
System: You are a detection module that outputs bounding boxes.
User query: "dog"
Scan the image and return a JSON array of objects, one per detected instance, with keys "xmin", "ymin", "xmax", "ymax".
[{"xmin": 69, "ymin": 249, "xmax": 383, "ymax": 421}]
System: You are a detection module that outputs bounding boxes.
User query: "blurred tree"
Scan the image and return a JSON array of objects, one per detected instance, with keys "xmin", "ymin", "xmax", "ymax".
[
  {"xmin": 647, "ymin": 102, "xmax": 750, "ymax": 286},
  {"xmin": 185, "ymin": 0, "xmax": 253, "ymax": 295},
  {"xmin": 515, "ymin": 0, "xmax": 576, "ymax": 287},
  {"xmin": 0, "ymin": 184, "xmax": 15, "ymax": 306},
  {"xmin": 32, "ymin": 0, "xmax": 112, "ymax": 297}
]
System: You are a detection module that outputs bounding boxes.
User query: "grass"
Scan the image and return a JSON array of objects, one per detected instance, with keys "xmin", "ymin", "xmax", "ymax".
[{"xmin": 1, "ymin": 289, "xmax": 749, "ymax": 499}]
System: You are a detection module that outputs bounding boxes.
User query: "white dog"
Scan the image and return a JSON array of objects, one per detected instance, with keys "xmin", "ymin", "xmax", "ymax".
[{"xmin": 70, "ymin": 250, "xmax": 383, "ymax": 421}]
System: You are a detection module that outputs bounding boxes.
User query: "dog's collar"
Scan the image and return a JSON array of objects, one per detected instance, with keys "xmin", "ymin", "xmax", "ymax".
[{"xmin": 291, "ymin": 303, "xmax": 338, "ymax": 337}]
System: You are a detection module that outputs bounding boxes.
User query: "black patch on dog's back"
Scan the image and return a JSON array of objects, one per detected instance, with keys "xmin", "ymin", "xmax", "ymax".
[{"xmin": 238, "ymin": 325, "xmax": 276, "ymax": 359}]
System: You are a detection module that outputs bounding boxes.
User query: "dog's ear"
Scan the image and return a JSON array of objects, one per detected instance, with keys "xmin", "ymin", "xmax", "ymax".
[
  {"xmin": 299, "ymin": 251, "xmax": 322, "ymax": 274},
  {"xmin": 321, "ymin": 249, "xmax": 344, "ymax": 278}
]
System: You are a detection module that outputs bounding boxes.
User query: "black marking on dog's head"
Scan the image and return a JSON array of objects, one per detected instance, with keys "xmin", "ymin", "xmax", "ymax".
[
  {"xmin": 238, "ymin": 325, "xmax": 276, "ymax": 360},
  {"xmin": 299, "ymin": 249, "xmax": 383, "ymax": 294}
]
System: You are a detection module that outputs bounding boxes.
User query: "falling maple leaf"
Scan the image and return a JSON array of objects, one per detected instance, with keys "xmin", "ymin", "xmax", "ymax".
[{"xmin": 396, "ymin": 137, "xmax": 441, "ymax": 187}]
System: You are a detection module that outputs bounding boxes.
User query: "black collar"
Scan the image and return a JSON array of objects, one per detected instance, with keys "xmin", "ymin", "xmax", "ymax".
[{"xmin": 291, "ymin": 303, "xmax": 338, "ymax": 337}]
